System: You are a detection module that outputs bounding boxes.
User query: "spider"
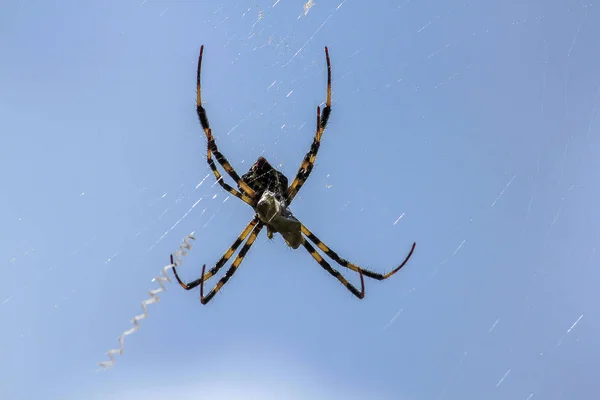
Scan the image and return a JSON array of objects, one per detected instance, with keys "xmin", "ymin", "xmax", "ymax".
[{"xmin": 171, "ymin": 45, "xmax": 416, "ymax": 304}]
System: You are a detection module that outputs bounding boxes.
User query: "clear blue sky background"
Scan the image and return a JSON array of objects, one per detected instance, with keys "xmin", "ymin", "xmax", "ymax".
[{"xmin": 1, "ymin": 0, "xmax": 599, "ymax": 399}]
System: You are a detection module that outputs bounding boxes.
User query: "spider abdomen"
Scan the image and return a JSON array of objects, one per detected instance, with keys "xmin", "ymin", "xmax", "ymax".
[{"xmin": 240, "ymin": 156, "xmax": 289, "ymax": 201}]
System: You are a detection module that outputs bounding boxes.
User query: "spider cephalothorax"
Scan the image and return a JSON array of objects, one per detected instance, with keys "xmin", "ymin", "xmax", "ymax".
[{"xmin": 172, "ymin": 45, "xmax": 416, "ymax": 304}]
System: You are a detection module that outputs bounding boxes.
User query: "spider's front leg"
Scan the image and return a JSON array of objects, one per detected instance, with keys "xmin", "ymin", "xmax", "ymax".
[
  {"xmin": 301, "ymin": 223, "xmax": 416, "ymax": 281},
  {"xmin": 302, "ymin": 239, "xmax": 365, "ymax": 299},
  {"xmin": 286, "ymin": 46, "xmax": 332, "ymax": 204},
  {"xmin": 199, "ymin": 221, "xmax": 264, "ymax": 304},
  {"xmin": 298, "ymin": 223, "xmax": 416, "ymax": 298},
  {"xmin": 196, "ymin": 45, "xmax": 257, "ymax": 206},
  {"xmin": 172, "ymin": 216, "xmax": 260, "ymax": 291}
]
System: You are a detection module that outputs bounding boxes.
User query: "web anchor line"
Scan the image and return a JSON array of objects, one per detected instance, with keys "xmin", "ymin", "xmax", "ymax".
[{"xmin": 97, "ymin": 233, "xmax": 196, "ymax": 369}]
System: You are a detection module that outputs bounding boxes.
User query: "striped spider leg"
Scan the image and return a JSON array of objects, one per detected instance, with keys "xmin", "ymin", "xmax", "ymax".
[
  {"xmin": 172, "ymin": 217, "xmax": 265, "ymax": 305},
  {"xmin": 198, "ymin": 221, "xmax": 264, "ymax": 304},
  {"xmin": 286, "ymin": 46, "xmax": 332, "ymax": 204},
  {"xmin": 300, "ymin": 224, "xmax": 416, "ymax": 296},
  {"xmin": 172, "ymin": 216, "xmax": 260, "ymax": 296},
  {"xmin": 196, "ymin": 45, "xmax": 257, "ymax": 207}
]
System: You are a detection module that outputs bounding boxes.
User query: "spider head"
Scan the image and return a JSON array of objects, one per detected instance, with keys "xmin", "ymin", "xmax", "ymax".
[{"xmin": 256, "ymin": 190, "xmax": 302, "ymax": 249}]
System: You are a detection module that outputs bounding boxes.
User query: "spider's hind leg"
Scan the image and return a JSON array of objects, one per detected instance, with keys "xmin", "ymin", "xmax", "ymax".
[
  {"xmin": 195, "ymin": 45, "xmax": 257, "ymax": 205},
  {"xmin": 286, "ymin": 46, "xmax": 332, "ymax": 203}
]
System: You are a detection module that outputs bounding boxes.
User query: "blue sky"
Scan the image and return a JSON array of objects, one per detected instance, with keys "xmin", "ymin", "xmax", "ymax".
[{"xmin": 1, "ymin": 0, "xmax": 599, "ymax": 399}]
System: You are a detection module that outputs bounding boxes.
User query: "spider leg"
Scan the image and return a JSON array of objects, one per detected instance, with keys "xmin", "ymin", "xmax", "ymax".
[
  {"xmin": 286, "ymin": 46, "xmax": 332, "ymax": 204},
  {"xmin": 204, "ymin": 145, "xmax": 255, "ymax": 206},
  {"xmin": 200, "ymin": 221, "xmax": 264, "ymax": 304},
  {"xmin": 196, "ymin": 45, "xmax": 257, "ymax": 205},
  {"xmin": 301, "ymin": 239, "xmax": 365, "ymax": 299},
  {"xmin": 172, "ymin": 216, "xmax": 260, "ymax": 290},
  {"xmin": 301, "ymin": 224, "xmax": 416, "ymax": 280}
]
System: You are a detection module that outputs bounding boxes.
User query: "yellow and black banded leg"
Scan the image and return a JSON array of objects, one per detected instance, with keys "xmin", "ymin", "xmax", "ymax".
[
  {"xmin": 200, "ymin": 221, "xmax": 264, "ymax": 304},
  {"xmin": 205, "ymin": 143, "xmax": 255, "ymax": 206},
  {"xmin": 302, "ymin": 239, "xmax": 365, "ymax": 299},
  {"xmin": 287, "ymin": 46, "xmax": 332, "ymax": 203},
  {"xmin": 172, "ymin": 216, "xmax": 260, "ymax": 290},
  {"xmin": 196, "ymin": 45, "xmax": 257, "ymax": 204},
  {"xmin": 301, "ymin": 224, "xmax": 416, "ymax": 280}
]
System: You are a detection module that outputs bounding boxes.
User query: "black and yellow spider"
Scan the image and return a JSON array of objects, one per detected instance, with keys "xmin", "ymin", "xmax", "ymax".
[{"xmin": 171, "ymin": 45, "xmax": 416, "ymax": 304}]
